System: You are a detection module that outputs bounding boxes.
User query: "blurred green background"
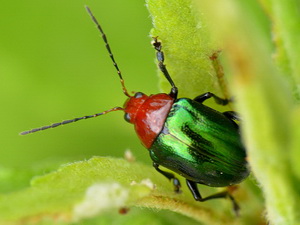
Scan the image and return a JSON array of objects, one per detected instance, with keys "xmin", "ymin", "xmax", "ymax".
[{"xmin": 0, "ymin": 0, "xmax": 157, "ymax": 168}]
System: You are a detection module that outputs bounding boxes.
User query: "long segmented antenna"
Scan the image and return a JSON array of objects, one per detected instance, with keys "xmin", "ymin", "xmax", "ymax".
[
  {"xmin": 85, "ymin": 6, "xmax": 130, "ymax": 97},
  {"xmin": 20, "ymin": 107, "xmax": 123, "ymax": 135}
]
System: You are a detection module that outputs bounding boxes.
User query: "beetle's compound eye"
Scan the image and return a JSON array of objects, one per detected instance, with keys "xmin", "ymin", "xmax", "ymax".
[
  {"xmin": 134, "ymin": 92, "xmax": 144, "ymax": 98},
  {"xmin": 124, "ymin": 113, "xmax": 131, "ymax": 123}
]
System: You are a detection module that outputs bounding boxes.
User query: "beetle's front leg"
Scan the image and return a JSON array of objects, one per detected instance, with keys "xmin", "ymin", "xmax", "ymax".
[
  {"xmin": 186, "ymin": 179, "xmax": 240, "ymax": 216},
  {"xmin": 152, "ymin": 37, "xmax": 178, "ymax": 99},
  {"xmin": 194, "ymin": 92, "xmax": 230, "ymax": 105},
  {"xmin": 153, "ymin": 162, "xmax": 181, "ymax": 193}
]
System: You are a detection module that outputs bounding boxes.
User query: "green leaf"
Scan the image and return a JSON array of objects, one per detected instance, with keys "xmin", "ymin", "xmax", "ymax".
[
  {"xmin": 196, "ymin": 1, "xmax": 300, "ymax": 225},
  {"xmin": 0, "ymin": 160, "xmax": 66, "ymax": 194},
  {"xmin": 74, "ymin": 208, "xmax": 202, "ymax": 225},
  {"xmin": 146, "ymin": 0, "xmax": 231, "ymax": 104},
  {"xmin": 259, "ymin": 0, "xmax": 300, "ymax": 100},
  {"xmin": 148, "ymin": 0, "xmax": 300, "ymax": 224},
  {"xmin": 291, "ymin": 107, "xmax": 300, "ymax": 180},
  {"xmin": 0, "ymin": 157, "xmax": 149, "ymax": 223},
  {"xmin": 0, "ymin": 157, "xmax": 241, "ymax": 225}
]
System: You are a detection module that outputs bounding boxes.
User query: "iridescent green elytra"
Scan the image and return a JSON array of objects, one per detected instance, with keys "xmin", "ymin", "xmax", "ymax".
[{"xmin": 150, "ymin": 98, "xmax": 249, "ymax": 187}]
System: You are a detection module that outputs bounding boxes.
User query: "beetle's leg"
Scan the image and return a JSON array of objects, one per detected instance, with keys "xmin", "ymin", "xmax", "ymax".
[
  {"xmin": 223, "ymin": 111, "xmax": 241, "ymax": 121},
  {"xmin": 194, "ymin": 92, "xmax": 230, "ymax": 105},
  {"xmin": 153, "ymin": 162, "xmax": 181, "ymax": 193},
  {"xmin": 222, "ymin": 111, "xmax": 240, "ymax": 129},
  {"xmin": 152, "ymin": 37, "xmax": 178, "ymax": 99},
  {"xmin": 186, "ymin": 179, "xmax": 240, "ymax": 216}
]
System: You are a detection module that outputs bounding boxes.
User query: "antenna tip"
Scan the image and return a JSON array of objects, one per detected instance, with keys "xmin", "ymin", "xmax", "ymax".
[
  {"xmin": 85, "ymin": 5, "xmax": 91, "ymax": 12},
  {"xmin": 19, "ymin": 131, "xmax": 29, "ymax": 135}
]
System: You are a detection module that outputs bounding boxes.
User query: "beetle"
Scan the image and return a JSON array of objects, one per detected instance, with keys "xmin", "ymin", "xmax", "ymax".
[{"xmin": 21, "ymin": 6, "xmax": 249, "ymax": 213}]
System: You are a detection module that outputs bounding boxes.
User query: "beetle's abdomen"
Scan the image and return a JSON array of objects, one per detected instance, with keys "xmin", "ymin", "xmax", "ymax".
[{"xmin": 149, "ymin": 98, "xmax": 249, "ymax": 187}]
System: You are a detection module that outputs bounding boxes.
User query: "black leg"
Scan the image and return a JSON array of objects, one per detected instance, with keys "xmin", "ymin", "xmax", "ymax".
[
  {"xmin": 153, "ymin": 162, "xmax": 181, "ymax": 193},
  {"xmin": 223, "ymin": 111, "xmax": 240, "ymax": 121},
  {"xmin": 194, "ymin": 92, "xmax": 230, "ymax": 105},
  {"xmin": 186, "ymin": 179, "xmax": 240, "ymax": 216},
  {"xmin": 223, "ymin": 111, "xmax": 240, "ymax": 129},
  {"xmin": 152, "ymin": 37, "xmax": 178, "ymax": 99}
]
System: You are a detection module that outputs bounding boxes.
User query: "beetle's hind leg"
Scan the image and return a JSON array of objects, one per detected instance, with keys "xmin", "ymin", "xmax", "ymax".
[
  {"xmin": 223, "ymin": 111, "xmax": 241, "ymax": 129},
  {"xmin": 153, "ymin": 162, "xmax": 181, "ymax": 193},
  {"xmin": 186, "ymin": 179, "xmax": 240, "ymax": 216},
  {"xmin": 194, "ymin": 92, "xmax": 231, "ymax": 105},
  {"xmin": 223, "ymin": 111, "xmax": 241, "ymax": 121}
]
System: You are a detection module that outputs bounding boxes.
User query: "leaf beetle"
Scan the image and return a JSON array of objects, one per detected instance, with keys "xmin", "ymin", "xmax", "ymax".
[{"xmin": 21, "ymin": 6, "xmax": 250, "ymax": 214}]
